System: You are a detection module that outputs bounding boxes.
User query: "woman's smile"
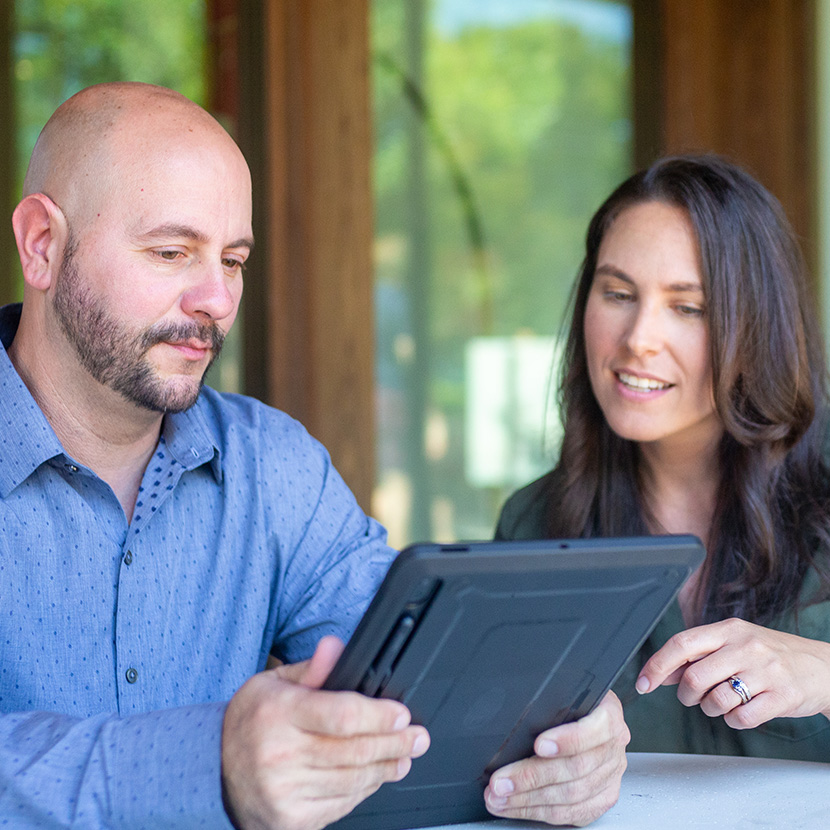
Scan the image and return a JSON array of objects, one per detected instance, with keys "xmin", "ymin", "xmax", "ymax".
[{"xmin": 583, "ymin": 200, "xmax": 722, "ymax": 451}]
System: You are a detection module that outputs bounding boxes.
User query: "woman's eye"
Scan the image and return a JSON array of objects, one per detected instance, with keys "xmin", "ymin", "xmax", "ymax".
[
  {"xmin": 603, "ymin": 290, "xmax": 633, "ymax": 303},
  {"xmin": 676, "ymin": 304, "xmax": 705, "ymax": 318}
]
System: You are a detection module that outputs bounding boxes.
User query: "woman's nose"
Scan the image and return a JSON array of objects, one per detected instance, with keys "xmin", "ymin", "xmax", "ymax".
[{"xmin": 624, "ymin": 304, "xmax": 663, "ymax": 357}]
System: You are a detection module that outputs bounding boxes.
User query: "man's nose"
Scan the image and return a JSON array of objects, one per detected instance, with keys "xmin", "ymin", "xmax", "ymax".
[{"xmin": 180, "ymin": 260, "xmax": 238, "ymax": 322}]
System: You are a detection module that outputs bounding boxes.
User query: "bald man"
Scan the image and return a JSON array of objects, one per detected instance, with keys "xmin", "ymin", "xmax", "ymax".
[{"xmin": 0, "ymin": 83, "xmax": 628, "ymax": 829}]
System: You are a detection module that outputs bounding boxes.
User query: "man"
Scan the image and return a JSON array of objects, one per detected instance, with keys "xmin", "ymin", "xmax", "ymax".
[{"xmin": 0, "ymin": 83, "xmax": 628, "ymax": 829}]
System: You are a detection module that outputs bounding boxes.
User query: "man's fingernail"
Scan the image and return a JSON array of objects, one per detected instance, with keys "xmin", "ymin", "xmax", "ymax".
[
  {"xmin": 393, "ymin": 712, "xmax": 410, "ymax": 731},
  {"xmin": 492, "ymin": 777, "xmax": 514, "ymax": 797},
  {"xmin": 412, "ymin": 733, "xmax": 429, "ymax": 756},
  {"xmin": 396, "ymin": 757, "xmax": 412, "ymax": 779},
  {"xmin": 636, "ymin": 676, "xmax": 650, "ymax": 694},
  {"xmin": 488, "ymin": 792, "xmax": 508, "ymax": 809},
  {"xmin": 537, "ymin": 739, "xmax": 559, "ymax": 757}
]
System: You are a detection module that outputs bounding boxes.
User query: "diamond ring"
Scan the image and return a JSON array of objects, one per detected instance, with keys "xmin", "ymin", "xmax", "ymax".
[{"xmin": 729, "ymin": 675, "xmax": 752, "ymax": 705}]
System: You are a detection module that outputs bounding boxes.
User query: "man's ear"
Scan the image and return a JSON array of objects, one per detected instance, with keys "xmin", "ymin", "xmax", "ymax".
[{"xmin": 11, "ymin": 194, "xmax": 70, "ymax": 291}]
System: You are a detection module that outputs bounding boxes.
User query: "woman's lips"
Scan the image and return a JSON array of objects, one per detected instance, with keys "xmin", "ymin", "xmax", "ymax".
[
  {"xmin": 614, "ymin": 371, "xmax": 675, "ymax": 397},
  {"xmin": 616, "ymin": 371, "xmax": 673, "ymax": 391}
]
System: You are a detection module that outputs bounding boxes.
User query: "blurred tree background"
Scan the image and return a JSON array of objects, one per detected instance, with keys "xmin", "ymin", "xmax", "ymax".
[
  {"xmin": 13, "ymin": 0, "xmax": 206, "ymax": 213},
  {"xmin": 371, "ymin": 0, "xmax": 633, "ymax": 544}
]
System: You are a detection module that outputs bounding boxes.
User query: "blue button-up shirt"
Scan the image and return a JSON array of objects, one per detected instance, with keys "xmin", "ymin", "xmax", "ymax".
[{"xmin": 0, "ymin": 304, "xmax": 395, "ymax": 828}]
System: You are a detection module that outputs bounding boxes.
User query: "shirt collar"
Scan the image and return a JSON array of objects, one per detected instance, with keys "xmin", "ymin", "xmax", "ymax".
[
  {"xmin": 163, "ymin": 398, "xmax": 224, "ymax": 483},
  {"xmin": 0, "ymin": 302, "xmax": 223, "ymax": 495},
  {"xmin": 0, "ymin": 304, "xmax": 66, "ymax": 497}
]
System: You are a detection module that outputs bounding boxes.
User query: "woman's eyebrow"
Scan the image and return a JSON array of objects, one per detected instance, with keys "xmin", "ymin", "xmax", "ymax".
[
  {"xmin": 666, "ymin": 281, "xmax": 704, "ymax": 293},
  {"xmin": 594, "ymin": 264, "xmax": 634, "ymax": 284},
  {"xmin": 595, "ymin": 264, "xmax": 702, "ymax": 294}
]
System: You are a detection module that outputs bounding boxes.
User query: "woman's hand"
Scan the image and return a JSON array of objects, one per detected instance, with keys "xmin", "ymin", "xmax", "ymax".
[{"xmin": 636, "ymin": 618, "xmax": 830, "ymax": 729}]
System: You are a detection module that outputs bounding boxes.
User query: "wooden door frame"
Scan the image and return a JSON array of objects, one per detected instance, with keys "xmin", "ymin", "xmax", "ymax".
[{"xmin": 232, "ymin": 0, "xmax": 376, "ymax": 510}]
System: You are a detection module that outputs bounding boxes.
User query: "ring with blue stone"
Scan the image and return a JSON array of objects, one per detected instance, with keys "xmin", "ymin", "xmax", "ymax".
[{"xmin": 729, "ymin": 675, "xmax": 752, "ymax": 704}]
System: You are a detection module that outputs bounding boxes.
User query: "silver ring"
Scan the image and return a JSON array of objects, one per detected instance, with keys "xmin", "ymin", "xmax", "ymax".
[{"xmin": 729, "ymin": 675, "xmax": 752, "ymax": 705}]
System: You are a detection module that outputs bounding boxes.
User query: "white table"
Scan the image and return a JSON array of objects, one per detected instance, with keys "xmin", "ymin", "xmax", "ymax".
[{"xmin": 417, "ymin": 752, "xmax": 830, "ymax": 829}]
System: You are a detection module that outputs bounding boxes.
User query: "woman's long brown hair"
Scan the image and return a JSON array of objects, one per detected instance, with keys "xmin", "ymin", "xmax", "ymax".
[{"xmin": 543, "ymin": 155, "xmax": 830, "ymax": 625}]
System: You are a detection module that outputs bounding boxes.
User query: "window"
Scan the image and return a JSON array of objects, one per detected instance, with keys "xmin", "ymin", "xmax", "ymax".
[{"xmin": 372, "ymin": 0, "xmax": 634, "ymax": 546}]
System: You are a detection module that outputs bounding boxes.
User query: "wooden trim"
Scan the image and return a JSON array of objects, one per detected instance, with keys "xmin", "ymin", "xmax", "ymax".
[
  {"xmin": 659, "ymin": 0, "xmax": 815, "ymax": 269},
  {"xmin": 632, "ymin": 0, "xmax": 663, "ymax": 170},
  {"xmin": 248, "ymin": 0, "xmax": 376, "ymax": 510}
]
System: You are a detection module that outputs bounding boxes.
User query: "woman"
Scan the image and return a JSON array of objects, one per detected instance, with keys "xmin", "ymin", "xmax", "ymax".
[{"xmin": 496, "ymin": 154, "xmax": 830, "ymax": 760}]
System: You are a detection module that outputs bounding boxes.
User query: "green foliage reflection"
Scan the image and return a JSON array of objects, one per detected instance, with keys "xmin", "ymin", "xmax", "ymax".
[
  {"xmin": 372, "ymin": 0, "xmax": 632, "ymax": 543},
  {"xmin": 14, "ymin": 0, "xmax": 206, "ymax": 179}
]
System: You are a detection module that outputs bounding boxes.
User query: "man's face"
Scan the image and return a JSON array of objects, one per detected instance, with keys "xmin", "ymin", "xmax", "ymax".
[
  {"xmin": 53, "ymin": 234, "xmax": 225, "ymax": 413},
  {"xmin": 49, "ymin": 130, "xmax": 253, "ymax": 413}
]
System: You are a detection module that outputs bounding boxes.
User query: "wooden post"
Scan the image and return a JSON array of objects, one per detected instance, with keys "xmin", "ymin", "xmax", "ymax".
[
  {"xmin": 658, "ymin": 0, "xmax": 814, "ymax": 270},
  {"xmin": 241, "ymin": 0, "xmax": 376, "ymax": 511}
]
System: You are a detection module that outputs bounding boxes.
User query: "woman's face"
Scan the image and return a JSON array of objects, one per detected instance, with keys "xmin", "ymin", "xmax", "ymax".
[{"xmin": 583, "ymin": 200, "xmax": 722, "ymax": 453}]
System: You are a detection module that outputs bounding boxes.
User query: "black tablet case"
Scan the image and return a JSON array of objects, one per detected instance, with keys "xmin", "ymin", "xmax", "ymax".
[{"xmin": 324, "ymin": 536, "xmax": 704, "ymax": 830}]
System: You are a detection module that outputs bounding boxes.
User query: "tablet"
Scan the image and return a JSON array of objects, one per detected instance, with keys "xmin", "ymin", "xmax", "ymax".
[{"xmin": 324, "ymin": 536, "xmax": 704, "ymax": 830}]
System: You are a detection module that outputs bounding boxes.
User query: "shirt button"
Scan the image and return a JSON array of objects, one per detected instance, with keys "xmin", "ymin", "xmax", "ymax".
[
  {"xmin": 124, "ymin": 550, "xmax": 133, "ymax": 566},
  {"xmin": 125, "ymin": 667, "xmax": 138, "ymax": 684}
]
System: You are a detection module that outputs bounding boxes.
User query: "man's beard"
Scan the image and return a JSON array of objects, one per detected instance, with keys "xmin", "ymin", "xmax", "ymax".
[{"xmin": 52, "ymin": 236, "xmax": 225, "ymax": 413}]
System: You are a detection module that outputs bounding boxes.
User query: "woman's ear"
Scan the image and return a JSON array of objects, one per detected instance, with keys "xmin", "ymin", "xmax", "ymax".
[{"xmin": 11, "ymin": 194, "xmax": 70, "ymax": 292}]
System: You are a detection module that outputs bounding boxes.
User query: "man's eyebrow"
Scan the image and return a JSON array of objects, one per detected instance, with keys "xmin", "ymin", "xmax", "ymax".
[
  {"xmin": 594, "ymin": 264, "xmax": 702, "ymax": 293},
  {"xmin": 134, "ymin": 223, "xmax": 255, "ymax": 251}
]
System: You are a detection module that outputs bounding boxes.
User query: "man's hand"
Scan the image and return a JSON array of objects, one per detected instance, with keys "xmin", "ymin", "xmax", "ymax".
[
  {"xmin": 221, "ymin": 636, "xmax": 430, "ymax": 830},
  {"xmin": 483, "ymin": 691, "xmax": 629, "ymax": 827}
]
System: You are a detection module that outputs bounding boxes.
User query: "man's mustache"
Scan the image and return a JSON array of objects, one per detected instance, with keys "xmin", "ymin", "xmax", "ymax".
[{"xmin": 140, "ymin": 321, "xmax": 225, "ymax": 355}]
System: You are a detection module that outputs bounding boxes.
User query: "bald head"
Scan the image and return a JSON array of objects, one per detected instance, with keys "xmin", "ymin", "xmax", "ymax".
[
  {"xmin": 23, "ymin": 82, "xmax": 247, "ymax": 229},
  {"xmin": 9, "ymin": 82, "xmax": 253, "ymax": 422}
]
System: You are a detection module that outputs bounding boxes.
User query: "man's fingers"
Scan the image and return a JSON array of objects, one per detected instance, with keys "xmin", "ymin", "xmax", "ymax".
[
  {"xmin": 484, "ymin": 689, "xmax": 628, "ymax": 829},
  {"xmin": 241, "ymin": 756, "xmax": 415, "ymax": 830},
  {"xmin": 493, "ymin": 741, "xmax": 607, "ymax": 794},
  {"xmin": 261, "ymin": 675, "xmax": 412, "ymax": 737},
  {"xmin": 531, "ymin": 690, "xmax": 628, "ymax": 759},
  {"xmin": 274, "ymin": 755, "xmax": 415, "ymax": 800},
  {"xmin": 307, "ymin": 725, "xmax": 430, "ymax": 769},
  {"xmin": 485, "ymin": 718, "xmax": 627, "ymax": 829},
  {"xmin": 301, "ymin": 635, "xmax": 346, "ymax": 688},
  {"xmin": 486, "ymin": 784, "xmax": 622, "ymax": 828},
  {"xmin": 302, "ymin": 689, "xmax": 411, "ymax": 736},
  {"xmin": 223, "ymin": 656, "xmax": 428, "ymax": 830},
  {"xmin": 275, "ymin": 635, "xmax": 345, "ymax": 687},
  {"xmin": 486, "ymin": 756, "xmax": 615, "ymax": 808}
]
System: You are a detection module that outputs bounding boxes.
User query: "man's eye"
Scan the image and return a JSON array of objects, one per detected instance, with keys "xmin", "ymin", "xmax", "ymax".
[
  {"xmin": 156, "ymin": 250, "xmax": 182, "ymax": 261},
  {"xmin": 223, "ymin": 258, "xmax": 245, "ymax": 271}
]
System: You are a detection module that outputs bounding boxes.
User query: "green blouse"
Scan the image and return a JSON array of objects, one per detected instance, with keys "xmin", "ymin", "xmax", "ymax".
[{"xmin": 496, "ymin": 475, "xmax": 830, "ymax": 761}]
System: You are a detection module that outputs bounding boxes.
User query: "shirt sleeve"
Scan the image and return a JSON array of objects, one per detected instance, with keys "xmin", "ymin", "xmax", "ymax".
[
  {"xmin": 268, "ymin": 433, "xmax": 397, "ymax": 664},
  {"xmin": 0, "ymin": 702, "xmax": 235, "ymax": 829}
]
